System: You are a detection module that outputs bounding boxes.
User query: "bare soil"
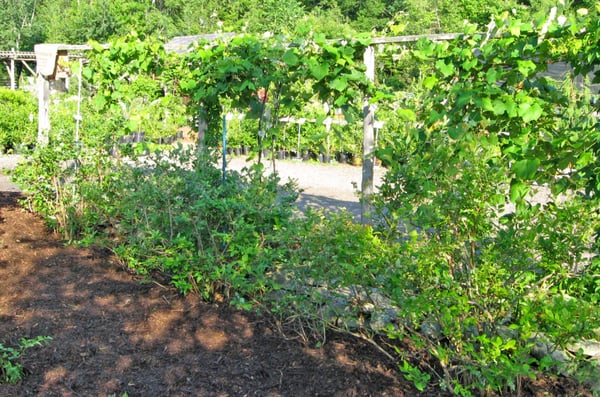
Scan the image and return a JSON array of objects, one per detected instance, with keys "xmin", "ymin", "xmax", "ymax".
[{"xmin": 0, "ymin": 158, "xmax": 594, "ymax": 396}]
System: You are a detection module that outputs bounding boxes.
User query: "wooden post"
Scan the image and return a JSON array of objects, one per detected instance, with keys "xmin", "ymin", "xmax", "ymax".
[
  {"xmin": 361, "ymin": 45, "xmax": 376, "ymax": 225},
  {"xmin": 75, "ymin": 58, "xmax": 83, "ymax": 142},
  {"xmin": 9, "ymin": 49, "xmax": 15, "ymax": 90},
  {"xmin": 37, "ymin": 73, "xmax": 50, "ymax": 146},
  {"xmin": 196, "ymin": 108, "xmax": 208, "ymax": 158}
]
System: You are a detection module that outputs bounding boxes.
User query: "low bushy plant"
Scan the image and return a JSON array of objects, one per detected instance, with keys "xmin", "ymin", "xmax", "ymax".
[
  {"xmin": 0, "ymin": 336, "xmax": 52, "ymax": 384},
  {"xmin": 15, "ymin": 139, "xmax": 299, "ymax": 302},
  {"xmin": 12, "ymin": 135, "xmax": 119, "ymax": 240},
  {"xmin": 109, "ymin": 146, "xmax": 298, "ymax": 300},
  {"xmin": 0, "ymin": 88, "xmax": 37, "ymax": 153}
]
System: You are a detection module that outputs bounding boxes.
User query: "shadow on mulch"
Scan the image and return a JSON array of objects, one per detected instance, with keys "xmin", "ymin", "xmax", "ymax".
[{"xmin": 0, "ymin": 192, "xmax": 421, "ymax": 397}]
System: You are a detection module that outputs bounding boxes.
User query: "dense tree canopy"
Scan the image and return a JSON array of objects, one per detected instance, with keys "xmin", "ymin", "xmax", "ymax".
[
  {"xmin": 0, "ymin": 0, "xmax": 44, "ymax": 50},
  {"xmin": 1, "ymin": 0, "xmax": 596, "ymax": 51}
]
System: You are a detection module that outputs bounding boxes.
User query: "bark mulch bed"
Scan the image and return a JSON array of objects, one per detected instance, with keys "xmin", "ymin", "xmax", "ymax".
[{"xmin": 0, "ymin": 192, "xmax": 592, "ymax": 396}]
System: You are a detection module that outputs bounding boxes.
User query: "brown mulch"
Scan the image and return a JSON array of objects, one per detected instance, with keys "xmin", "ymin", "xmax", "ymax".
[
  {"xmin": 0, "ymin": 192, "xmax": 422, "ymax": 397},
  {"xmin": 0, "ymin": 191, "xmax": 593, "ymax": 397}
]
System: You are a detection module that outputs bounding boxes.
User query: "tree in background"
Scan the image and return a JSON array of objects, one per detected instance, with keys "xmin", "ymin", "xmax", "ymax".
[
  {"xmin": 245, "ymin": 0, "xmax": 305, "ymax": 34},
  {"xmin": 398, "ymin": 0, "xmax": 522, "ymax": 34},
  {"xmin": 39, "ymin": 0, "xmax": 182, "ymax": 44},
  {"xmin": 294, "ymin": 2, "xmax": 356, "ymax": 37},
  {"xmin": 523, "ymin": 0, "xmax": 598, "ymax": 20},
  {"xmin": 397, "ymin": 0, "xmax": 599, "ymax": 35},
  {"xmin": 0, "ymin": 0, "xmax": 45, "ymax": 50},
  {"xmin": 108, "ymin": 0, "xmax": 179, "ymax": 38},
  {"xmin": 338, "ymin": 0, "xmax": 404, "ymax": 32},
  {"xmin": 5, "ymin": 0, "xmax": 598, "ymax": 51},
  {"xmin": 39, "ymin": 0, "xmax": 118, "ymax": 44}
]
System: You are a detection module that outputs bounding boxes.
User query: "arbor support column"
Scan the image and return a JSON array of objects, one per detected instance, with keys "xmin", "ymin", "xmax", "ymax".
[
  {"xmin": 36, "ymin": 73, "xmax": 50, "ymax": 147},
  {"xmin": 9, "ymin": 49, "xmax": 15, "ymax": 90},
  {"xmin": 361, "ymin": 45, "xmax": 376, "ymax": 225}
]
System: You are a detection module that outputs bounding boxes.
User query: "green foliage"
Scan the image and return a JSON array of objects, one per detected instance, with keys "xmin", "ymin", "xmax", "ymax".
[
  {"xmin": 108, "ymin": 146, "xmax": 298, "ymax": 300},
  {"xmin": 5, "ymin": 0, "xmax": 594, "ymax": 56},
  {"xmin": 0, "ymin": 0, "xmax": 44, "ymax": 50},
  {"xmin": 338, "ymin": 0, "xmax": 404, "ymax": 32},
  {"xmin": 180, "ymin": 34, "xmax": 293, "ymax": 147},
  {"xmin": 399, "ymin": 360, "xmax": 430, "ymax": 392},
  {"xmin": 39, "ymin": 0, "xmax": 182, "ymax": 43},
  {"xmin": 180, "ymin": 32, "xmax": 373, "ymax": 155},
  {"xmin": 262, "ymin": 208, "xmax": 404, "ymax": 341},
  {"xmin": 275, "ymin": 209, "xmax": 398, "ymax": 289},
  {"xmin": 84, "ymin": 33, "xmax": 186, "ymax": 142},
  {"xmin": 373, "ymin": 10, "xmax": 600, "ymax": 394},
  {"xmin": 11, "ymin": 8, "xmax": 600, "ymax": 395},
  {"xmin": 294, "ymin": 7, "xmax": 356, "ymax": 38},
  {"xmin": 0, "ymin": 336, "xmax": 52, "ymax": 384},
  {"xmin": 0, "ymin": 88, "xmax": 37, "ymax": 153},
  {"xmin": 39, "ymin": 0, "xmax": 115, "ymax": 43},
  {"xmin": 12, "ymin": 137, "xmax": 116, "ymax": 239},
  {"xmin": 400, "ymin": 0, "xmax": 522, "ymax": 34},
  {"xmin": 245, "ymin": 0, "xmax": 305, "ymax": 34},
  {"xmin": 14, "ymin": 139, "xmax": 299, "ymax": 300}
]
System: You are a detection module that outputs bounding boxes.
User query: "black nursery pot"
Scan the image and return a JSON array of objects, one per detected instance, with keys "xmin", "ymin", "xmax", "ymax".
[
  {"xmin": 133, "ymin": 131, "xmax": 145, "ymax": 143},
  {"xmin": 336, "ymin": 152, "xmax": 348, "ymax": 164}
]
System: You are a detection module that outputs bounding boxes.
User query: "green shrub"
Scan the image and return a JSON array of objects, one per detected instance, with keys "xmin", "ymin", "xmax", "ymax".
[
  {"xmin": 370, "ymin": 15, "xmax": 600, "ymax": 394},
  {"xmin": 15, "ymin": 139, "xmax": 299, "ymax": 302},
  {"xmin": 109, "ymin": 146, "xmax": 298, "ymax": 300},
  {"xmin": 0, "ymin": 88, "xmax": 37, "ymax": 152},
  {"xmin": 274, "ymin": 209, "xmax": 398, "ymax": 290}
]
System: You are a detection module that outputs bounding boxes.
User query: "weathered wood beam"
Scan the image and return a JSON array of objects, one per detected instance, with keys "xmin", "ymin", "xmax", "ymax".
[
  {"xmin": 37, "ymin": 73, "xmax": 50, "ymax": 146},
  {"xmin": 370, "ymin": 33, "xmax": 462, "ymax": 45},
  {"xmin": 20, "ymin": 60, "xmax": 36, "ymax": 76},
  {"xmin": 10, "ymin": 53, "xmax": 15, "ymax": 89},
  {"xmin": 361, "ymin": 45, "xmax": 376, "ymax": 225}
]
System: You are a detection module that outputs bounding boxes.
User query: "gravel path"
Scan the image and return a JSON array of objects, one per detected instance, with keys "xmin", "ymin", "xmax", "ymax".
[
  {"xmin": 0, "ymin": 153, "xmax": 386, "ymax": 217},
  {"xmin": 226, "ymin": 156, "xmax": 386, "ymax": 217},
  {"xmin": 0, "ymin": 154, "xmax": 22, "ymax": 192}
]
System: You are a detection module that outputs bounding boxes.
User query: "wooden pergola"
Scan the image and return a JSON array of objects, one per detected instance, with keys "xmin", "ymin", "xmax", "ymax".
[
  {"xmin": 34, "ymin": 44, "xmax": 90, "ymax": 146},
  {"xmin": 0, "ymin": 50, "xmax": 37, "ymax": 89},
  {"xmin": 3, "ymin": 34, "xmax": 463, "ymax": 224},
  {"xmin": 2, "ymin": 31, "xmax": 594, "ymax": 224}
]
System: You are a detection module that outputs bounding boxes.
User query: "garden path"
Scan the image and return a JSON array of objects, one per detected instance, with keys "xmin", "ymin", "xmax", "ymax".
[{"xmin": 226, "ymin": 156, "xmax": 386, "ymax": 218}]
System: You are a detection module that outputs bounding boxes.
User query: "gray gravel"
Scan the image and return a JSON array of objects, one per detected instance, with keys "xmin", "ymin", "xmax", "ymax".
[
  {"xmin": 0, "ymin": 154, "xmax": 23, "ymax": 192},
  {"xmin": 226, "ymin": 156, "xmax": 386, "ymax": 217}
]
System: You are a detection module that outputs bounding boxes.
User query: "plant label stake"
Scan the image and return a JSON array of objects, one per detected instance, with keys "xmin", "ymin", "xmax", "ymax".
[{"xmin": 222, "ymin": 113, "xmax": 227, "ymax": 187}]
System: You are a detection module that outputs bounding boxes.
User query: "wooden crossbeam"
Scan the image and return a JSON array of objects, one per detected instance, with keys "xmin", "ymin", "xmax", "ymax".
[{"xmin": 0, "ymin": 51, "xmax": 37, "ymax": 60}]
